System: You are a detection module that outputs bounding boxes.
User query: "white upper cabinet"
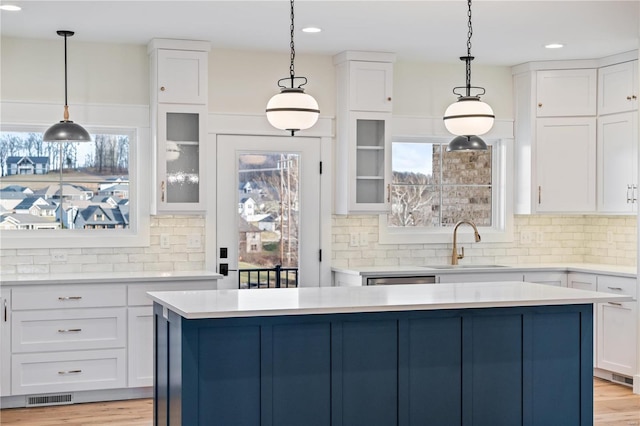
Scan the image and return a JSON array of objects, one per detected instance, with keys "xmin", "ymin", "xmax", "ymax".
[
  {"xmin": 535, "ymin": 117, "xmax": 596, "ymax": 212},
  {"xmin": 148, "ymin": 39, "xmax": 210, "ymax": 214},
  {"xmin": 598, "ymin": 61, "xmax": 638, "ymax": 115},
  {"xmin": 156, "ymin": 49, "xmax": 208, "ymax": 105},
  {"xmin": 348, "ymin": 61, "xmax": 393, "ymax": 112},
  {"xmin": 536, "ymin": 69, "xmax": 597, "ymax": 117},
  {"xmin": 334, "ymin": 51, "xmax": 396, "ymax": 214},
  {"xmin": 597, "ymin": 112, "xmax": 638, "ymax": 213}
]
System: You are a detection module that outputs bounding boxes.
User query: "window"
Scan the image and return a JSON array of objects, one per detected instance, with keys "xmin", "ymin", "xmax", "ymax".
[
  {"xmin": 380, "ymin": 136, "xmax": 512, "ymax": 244},
  {"xmin": 1, "ymin": 131, "xmax": 130, "ymax": 231}
]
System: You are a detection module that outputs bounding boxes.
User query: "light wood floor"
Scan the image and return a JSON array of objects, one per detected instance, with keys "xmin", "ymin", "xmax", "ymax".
[{"xmin": 1, "ymin": 378, "xmax": 639, "ymax": 425}]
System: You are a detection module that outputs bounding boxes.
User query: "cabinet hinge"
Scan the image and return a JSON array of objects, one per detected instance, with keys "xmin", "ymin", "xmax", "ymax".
[{"xmin": 319, "ymin": 161, "xmax": 323, "ymax": 174}]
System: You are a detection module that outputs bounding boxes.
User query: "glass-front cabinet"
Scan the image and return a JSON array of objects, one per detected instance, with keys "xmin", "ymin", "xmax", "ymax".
[
  {"xmin": 156, "ymin": 104, "xmax": 206, "ymax": 212},
  {"xmin": 352, "ymin": 115, "xmax": 390, "ymax": 209}
]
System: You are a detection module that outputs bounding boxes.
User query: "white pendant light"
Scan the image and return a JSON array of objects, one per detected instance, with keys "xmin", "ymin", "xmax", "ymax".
[
  {"xmin": 266, "ymin": 0, "xmax": 320, "ymax": 136},
  {"xmin": 43, "ymin": 30, "xmax": 91, "ymax": 143},
  {"xmin": 443, "ymin": 0, "xmax": 494, "ymax": 151}
]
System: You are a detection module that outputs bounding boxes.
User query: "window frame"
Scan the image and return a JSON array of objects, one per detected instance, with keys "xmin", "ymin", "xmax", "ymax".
[
  {"xmin": 0, "ymin": 102, "xmax": 150, "ymax": 249},
  {"xmin": 379, "ymin": 135, "xmax": 514, "ymax": 245}
]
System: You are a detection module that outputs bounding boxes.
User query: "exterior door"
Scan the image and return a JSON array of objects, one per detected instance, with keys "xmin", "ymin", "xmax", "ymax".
[{"xmin": 216, "ymin": 135, "xmax": 321, "ymax": 289}]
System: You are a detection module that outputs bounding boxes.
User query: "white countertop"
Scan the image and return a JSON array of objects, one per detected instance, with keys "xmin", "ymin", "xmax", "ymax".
[
  {"xmin": 148, "ymin": 281, "xmax": 630, "ymax": 319},
  {"xmin": 0, "ymin": 270, "xmax": 223, "ymax": 286},
  {"xmin": 332, "ymin": 263, "xmax": 637, "ymax": 278}
]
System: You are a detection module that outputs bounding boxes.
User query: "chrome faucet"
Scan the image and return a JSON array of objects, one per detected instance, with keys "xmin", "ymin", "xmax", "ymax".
[{"xmin": 451, "ymin": 220, "xmax": 481, "ymax": 265}]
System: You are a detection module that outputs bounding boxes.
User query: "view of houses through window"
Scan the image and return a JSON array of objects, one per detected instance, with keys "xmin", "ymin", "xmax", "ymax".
[
  {"xmin": 0, "ymin": 131, "xmax": 130, "ymax": 230},
  {"xmin": 238, "ymin": 153, "xmax": 299, "ymax": 288},
  {"xmin": 388, "ymin": 141, "xmax": 492, "ymax": 228}
]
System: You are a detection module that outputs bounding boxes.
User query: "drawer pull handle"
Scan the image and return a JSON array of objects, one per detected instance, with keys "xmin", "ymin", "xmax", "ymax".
[
  {"xmin": 58, "ymin": 296, "xmax": 82, "ymax": 301},
  {"xmin": 3, "ymin": 299, "xmax": 6, "ymax": 322},
  {"xmin": 608, "ymin": 302, "xmax": 623, "ymax": 306},
  {"xmin": 58, "ymin": 370, "xmax": 82, "ymax": 375},
  {"xmin": 58, "ymin": 329, "xmax": 82, "ymax": 333},
  {"xmin": 607, "ymin": 287, "xmax": 623, "ymax": 291}
]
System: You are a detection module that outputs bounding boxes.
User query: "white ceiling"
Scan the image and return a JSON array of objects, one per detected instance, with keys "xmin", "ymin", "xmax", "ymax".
[{"xmin": 1, "ymin": 0, "xmax": 638, "ymax": 66}]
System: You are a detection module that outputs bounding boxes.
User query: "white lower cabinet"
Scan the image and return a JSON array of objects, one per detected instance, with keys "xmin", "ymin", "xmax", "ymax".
[
  {"xmin": 127, "ymin": 306, "xmax": 154, "ymax": 388},
  {"xmin": 11, "ymin": 349, "xmax": 126, "ymax": 395},
  {"xmin": 596, "ymin": 275, "xmax": 637, "ymax": 377},
  {"xmin": 437, "ymin": 272, "xmax": 524, "ymax": 284},
  {"xmin": 1, "ymin": 288, "xmax": 11, "ymax": 397}
]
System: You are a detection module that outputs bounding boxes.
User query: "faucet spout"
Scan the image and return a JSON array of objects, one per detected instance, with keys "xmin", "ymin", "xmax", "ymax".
[{"xmin": 451, "ymin": 220, "xmax": 481, "ymax": 265}]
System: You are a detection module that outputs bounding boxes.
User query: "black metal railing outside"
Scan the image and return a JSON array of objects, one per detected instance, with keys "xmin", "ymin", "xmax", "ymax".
[{"xmin": 239, "ymin": 265, "xmax": 299, "ymax": 289}]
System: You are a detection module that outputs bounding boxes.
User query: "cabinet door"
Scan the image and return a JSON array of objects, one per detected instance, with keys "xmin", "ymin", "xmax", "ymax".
[
  {"xmin": 598, "ymin": 61, "xmax": 638, "ymax": 115},
  {"xmin": 347, "ymin": 111, "xmax": 392, "ymax": 213},
  {"xmin": 157, "ymin": 104, "xmax": 207, "ymax": 212},
  {"xmin": 536, "ymin": 69, "xmax": 597, "ymax": 117},
  {"xmin": 157, "ymin": 49, "xmax": 208, "ymax": 104},
  {"xmin": 597, "ymin": 301, "xmax": 637, "ymax": 376},
  {"xmin": 596, "ymin": 275, "xmax": 637, "ymax": 376},
  {"xmin": 597, "ymin": 112, "xmax": 638, "ymax": 213},
  {"xmin": 349, "ymin": 61, "xmax": 393, "ymax": 112},
  {"xmin": 536, "ymin": 118, "xmax": 596, "ymax": 212},
  {"xmin": 524, "ymin": 272, "xmax": 567, "ymax": 287},
  {"xmin": 128, "ymin": 306, "xmax": 154, "ymax": 388},
  {"xmin": 1, "ymin": 288, "xmax": 10, "ymax": 397}
]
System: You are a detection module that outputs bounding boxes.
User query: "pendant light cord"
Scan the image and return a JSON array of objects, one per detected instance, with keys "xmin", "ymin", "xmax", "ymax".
[
  {"xmin": 289, "ymin": 0, "xmax": 295, "ymax": 88},
  {"xmin": 63, "ymin": 32, "xmax": 68, "ymax": 108},
  {"xmin": 465, "ymin": 0, "xmax": 473, "ymax": 95}
]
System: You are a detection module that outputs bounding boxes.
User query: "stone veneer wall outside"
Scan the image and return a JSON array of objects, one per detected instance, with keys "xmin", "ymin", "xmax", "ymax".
[
  {"xmin": 332, "ymin": 215, "xmax": 638, "ymax": 269},
  {"xmin": 0, "ymin": 215, "xmax": 205, "ymax": 275}
]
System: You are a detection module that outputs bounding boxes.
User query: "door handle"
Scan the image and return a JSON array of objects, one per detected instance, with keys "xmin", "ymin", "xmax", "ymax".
[{"xmin": 219, "ymin": 263, "xmax": 237, "ymax": 276}]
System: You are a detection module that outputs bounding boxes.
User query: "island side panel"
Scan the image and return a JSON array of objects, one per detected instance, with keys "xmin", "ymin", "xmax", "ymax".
[{"xmin": 154, "ymin": 304, "xmax": 168, "ymax": 426}]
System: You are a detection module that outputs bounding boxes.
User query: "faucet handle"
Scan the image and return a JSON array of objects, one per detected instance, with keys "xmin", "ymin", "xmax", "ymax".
[{"xmin": 457, "ymin": 246, "xmax": 465, "ymax": 260}]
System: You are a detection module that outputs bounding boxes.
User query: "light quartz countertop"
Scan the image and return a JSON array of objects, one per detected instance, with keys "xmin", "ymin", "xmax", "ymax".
[
  {"xmin": 0, "ymin": 270, "xmax": 223, "ymax": 286},
  {"xmin": 331, "ymin": 263, "xmax": 637, "ymax": 278},
  {"xmin": 148, "ymin": 281, "xmax": 630, "ymax": 319}
]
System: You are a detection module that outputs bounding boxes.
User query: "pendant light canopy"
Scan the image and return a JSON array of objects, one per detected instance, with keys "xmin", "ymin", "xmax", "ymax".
[
  {"xmin": 266, "ymin": 0, "xmax": 320, "ymax": 136},
  {"xmin": 43, "ymin": 30, "xmax": 91, "ymax": 143},
  {"xmin": 443, "ymin": 0, "xmax": 493, "ymax": 152}
]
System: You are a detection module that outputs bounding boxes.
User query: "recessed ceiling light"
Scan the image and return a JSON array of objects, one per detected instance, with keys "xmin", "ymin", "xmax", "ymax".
[
  {"xmin": 545, "ymin": 43, "xmax": 564, "ymax": 49},
  {"xmin": 302, "ymin": 27, "xmax": 322, "ymax": 33},
  {"xmin": 0, "ymin": 4, "xmax": 21, "ymax": 11}
]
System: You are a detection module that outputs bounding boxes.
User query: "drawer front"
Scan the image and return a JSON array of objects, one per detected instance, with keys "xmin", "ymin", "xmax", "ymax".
[
  {"xmin": 597, "ymin": 276, "xmax": 637, "ymax": 300},
  {"xmin": 12, "ymin": 285, "xmax": 126, "ymax": 310},
  {"xmin": 11, "ymin": 349, "xmax": 126, "ymax": 395},
  {"xmin": 12, "ymin": 308, "xmax": 126, "ymax": 353},
  {"xmin": 128, "ymin": 280, "xmax": 215, "ymax": 306}
]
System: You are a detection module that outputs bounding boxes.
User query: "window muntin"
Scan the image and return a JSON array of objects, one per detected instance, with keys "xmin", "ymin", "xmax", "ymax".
[{"xmin": 0, "ymin": 131, "xmax": 131, "ymax": 231}]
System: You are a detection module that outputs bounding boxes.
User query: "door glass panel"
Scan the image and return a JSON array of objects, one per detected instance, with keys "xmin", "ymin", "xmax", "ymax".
[{"xmin": 238, "ymin": 153, "xmax": 299, "ymax": 289}]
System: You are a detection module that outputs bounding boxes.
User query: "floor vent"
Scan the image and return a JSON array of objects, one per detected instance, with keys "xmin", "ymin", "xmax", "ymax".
[
  {"xmin": 26, "ymin": 393, "xmax": 73, "ymax": 407},
  {"xmin": 611, "ymin": 374, "xmax": 633, "ymax": 386}
]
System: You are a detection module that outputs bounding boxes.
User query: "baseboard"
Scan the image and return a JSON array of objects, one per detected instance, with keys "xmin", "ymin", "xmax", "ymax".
[{"xmin": 0, "ymin": 387, "xmax": 153, "ymax": 409}]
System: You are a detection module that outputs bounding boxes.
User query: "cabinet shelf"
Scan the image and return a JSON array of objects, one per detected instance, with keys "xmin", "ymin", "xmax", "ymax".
[
  {"xmin": 356, "ymin": 176, "xmax": 384, "ymax": 180},
  {"xmin": 168, "ymin": 140, "xmax": 199, "ymax": 146},
  {"xmin": 356, "ymin": 146, "xmax": 384, "ymax": 151}
]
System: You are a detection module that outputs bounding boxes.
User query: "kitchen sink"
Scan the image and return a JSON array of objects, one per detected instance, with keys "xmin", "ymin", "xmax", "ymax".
[{"xmin": 422, "ymin": 264, "xmax": 509, "ymax": 269}]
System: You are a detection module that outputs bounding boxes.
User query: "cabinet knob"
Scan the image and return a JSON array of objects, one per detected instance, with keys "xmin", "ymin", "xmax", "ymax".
[
  {"xmin": 538, "ymin": 103, "xmax": 542, "ymax": 108},
  {"xmin": 387, "ymin": 97, "xmax": 392, "ymax": 102},
  {"xmin": 627, "ymin": 96, "xmax": 632, "ymax": 100},
  {"xmin": 633, "ymin": 95, "xmax": 638, "ymax": 100},
  {"xmin": 160, "ymin": 86, "xmax": 166, "ymax": 92}
]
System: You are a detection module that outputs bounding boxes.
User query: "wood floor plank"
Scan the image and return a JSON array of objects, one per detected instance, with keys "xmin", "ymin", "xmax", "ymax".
[{"xmin": 1, "ymin": 378, "xmax": 639, "ymax": 425}]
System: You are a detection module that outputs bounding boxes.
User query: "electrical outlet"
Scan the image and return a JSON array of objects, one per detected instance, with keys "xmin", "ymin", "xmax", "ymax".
[
  {"xmin": 160, "ymin": 233, "xmax": 170, "ymax": 249},
  {"xmin": 349, "ymin": 233, "xmax": 359, "ymax": 247},
  {"xmin": 359, "ymin": 232, "xmax": 368, "ymax": 246},
  {"xmin": 607, "ymin": 231, "xmax": 614, "ymax": 245},
  {"xmin": 187, "ymin": 234, "xmax": 202, "ymax": 249},
  {"xmin": 520, "ymin": 231, "xmax": 533, "ymax": 245},
  {"xmin": 536, "ymin": 232, "xmax": 544, "ymax": 243},
  {"xmin": 51, "ymin": 252, "xmax": 67, "ymax": 262}
]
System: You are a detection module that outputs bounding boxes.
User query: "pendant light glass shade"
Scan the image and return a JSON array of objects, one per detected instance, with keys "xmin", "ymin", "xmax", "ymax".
[
  {"xmin": 265, "ymin": 0, "xmax": 320, "ymax": 136},
  {"xmin": 43, "ymin": 30, "xmax": 91, "ymax": 143},
  {"xmin": 446, "ymin": 135, "xmax": 488, "ymax": 152},
  {"xmin": 266, "ymin": 88, "xmax": 320, "ymax": 134},
  {"xmin": 443, "ymin": 96, "xmax": 494, "ymax": 136}
]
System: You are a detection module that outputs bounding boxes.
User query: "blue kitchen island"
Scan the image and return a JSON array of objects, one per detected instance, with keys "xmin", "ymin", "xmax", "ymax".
[{"xmin": 149, "ymin": 281, "xmax": 628, "ymax": 426}]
